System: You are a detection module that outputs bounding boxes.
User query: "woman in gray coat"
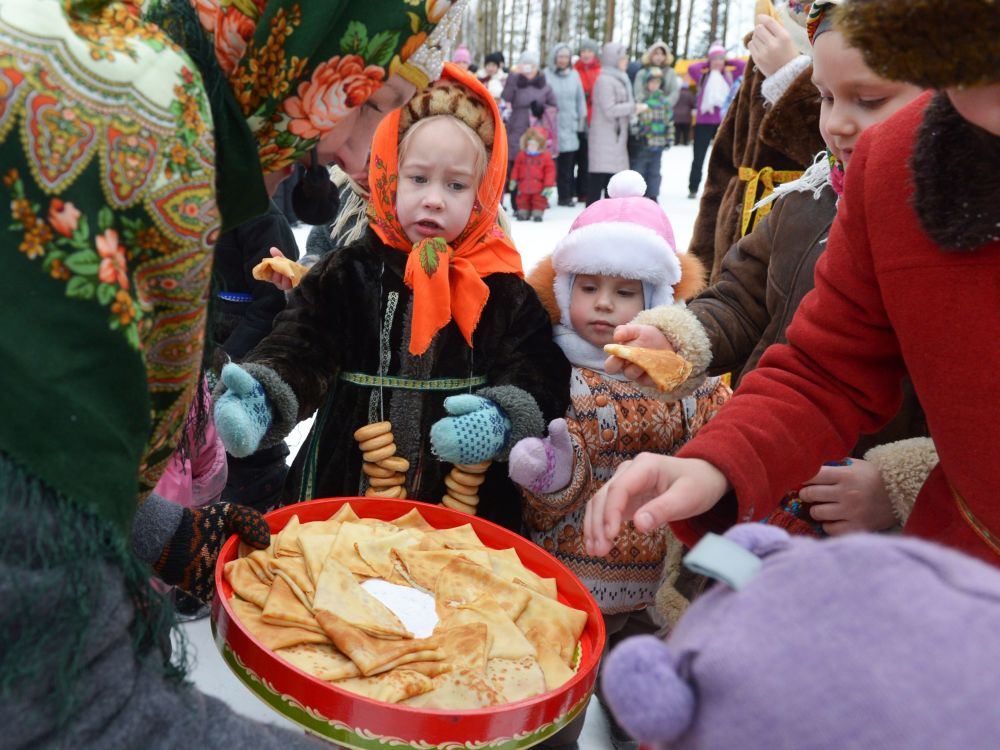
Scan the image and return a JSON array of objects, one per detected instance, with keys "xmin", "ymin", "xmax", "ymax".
[
  {"xmin": 547, "ymin": 43, "xmax": 587, "ymax": 206},
  {"xmin": 587, "ymin": 42, "xmax": 644, "ymax": 204}
]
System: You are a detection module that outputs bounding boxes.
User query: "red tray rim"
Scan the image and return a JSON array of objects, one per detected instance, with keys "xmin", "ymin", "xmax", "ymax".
[{"xmin": 213, "ymin": 496, "xmax": 607, "ymax": 720}]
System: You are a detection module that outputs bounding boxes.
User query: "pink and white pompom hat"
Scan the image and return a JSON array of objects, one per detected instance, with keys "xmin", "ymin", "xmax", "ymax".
[{"xmin": 551, "ymin": 170, "xmax": 684, "ymax": 326}]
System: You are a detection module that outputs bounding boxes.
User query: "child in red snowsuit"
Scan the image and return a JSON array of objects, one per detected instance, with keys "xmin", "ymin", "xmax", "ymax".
[{"xmin": 509, "ymin": 126, "xmax": 556, "ymax": 221}]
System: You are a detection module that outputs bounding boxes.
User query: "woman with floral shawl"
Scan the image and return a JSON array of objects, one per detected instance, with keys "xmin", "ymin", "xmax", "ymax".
[{"xmin": 0, "ymin": 0, "xmax": 467, "ymax": 746}]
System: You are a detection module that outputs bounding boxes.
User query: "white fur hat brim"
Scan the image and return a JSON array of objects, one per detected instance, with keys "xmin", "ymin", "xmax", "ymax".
[{"xmin": 551, "ymin": 221, "xmax": 681, "ymax": 326}]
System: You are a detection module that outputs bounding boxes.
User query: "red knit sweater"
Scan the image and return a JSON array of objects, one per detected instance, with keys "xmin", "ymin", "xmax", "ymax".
[{"xmin": 673, "ymin": 93, "xmax": 1000, "ymax": 566}]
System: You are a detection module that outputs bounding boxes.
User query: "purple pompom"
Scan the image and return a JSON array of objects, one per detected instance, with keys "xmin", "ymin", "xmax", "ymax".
[
  {"xmin": 601, "ymin": 635, "xmax": 695, "ymax": 743},
  {"xmin": 723, "ymin": 523, "xmax": 792, "ymax": 557}
]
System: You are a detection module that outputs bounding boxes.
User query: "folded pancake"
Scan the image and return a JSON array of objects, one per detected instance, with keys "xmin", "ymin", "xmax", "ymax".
[
  {"xmin": 602, "ymin": 344, "xmax": 694, "ymax": 393},
  {"xmin": 277, "ymin": 642, "xmax": 362, "ymax": 682},
  {"xmin": 488, "ymin": 548, "xmax": 558, "ymax": 599},
  {"xmin": 389, "ymin": 508, "xmax": 436, "ymax": 533},
  {"xmin": 329, "ymin": 503, "xmax": 361, "ymax": 524},
  {"xmin": 298, "ymin": 533, "xmax": 338, "ymax": 587},
  {"xmin": 244, "ymin": 546, "xmax": 276, "ymax": 584},
  {"xmin": 527, "ymin": 632, "xmax": 576, "ymax": 691},
  {"xmin": 330, "ymin": 522, "xmax": 389, "ymax": 578},
  {"xmin": 232, "ymin": 598, "xmax": 329, "ymax": 650},
  {"xmin": 435, "ymin": 556, "xmax": 531, "ymax": 620},
  {"xmin": 251, "ymin": 255, "xmax": 308, "ymax": 287},
  {"xmin": 487, "ymin": 656, "xmax": 547, "ymax": 703},
  {"xmin": 225, "ymin": 557, "xmax": 271, "ymax": 609},
  {"xmin": 356, "ymin": 517, "xmax": 402, "ymax": 534},
  {"xmin": 390, "ymin": 548, "xmax": 491, "ymax": 593},
  {"xmin": 315, "ymin": 611, "xmax": 444, "ymax": 676},
  {"xmin": 313, "ymin": 556, "xmax": 411, "ymax": 639},
  {"xmin": 273, "ymin": 514, "xmax": 303, "ymax": 557},
  {"xmin": 355, "ymin": 529, "xmax": 422, "ymax": 580},
  {"xmin": 403, "ymin": 668, "xmax": 502, "ymax": 709},
  {"xmin": 270, "ymin": 555, "xmax": 315, "ymax": 603},
  {"xmin": 417, "ymin": 524, "xmax": 486, "ymax": 551},
  {"xmin": 335, "ymin": 669, "xmax": 435, "ymax": 704},
  {"xmin": 262, "ymin": 574, "xmax": 324, "ymax": 633},
  {"xmin": 515, "ymin": 587, "xmax": 588, "ymax": 666},
  {"xmin": 438, "ymin": 595, "xmax": 536, "ymax": 660}
]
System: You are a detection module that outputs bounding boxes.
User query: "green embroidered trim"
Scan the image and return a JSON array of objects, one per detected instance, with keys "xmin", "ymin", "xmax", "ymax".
[{"xmin": 340, "ymin": 372, "xmax": 487, "ymax": 392}]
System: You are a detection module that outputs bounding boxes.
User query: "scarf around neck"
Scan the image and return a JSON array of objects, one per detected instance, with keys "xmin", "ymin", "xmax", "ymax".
[
  {"xmin": 553, "ymin": 325, "xmax": 629, "ymax": 381},
  {"xmin": 367, "ymin": 64, "xmax": 524, "ymax": 355}
]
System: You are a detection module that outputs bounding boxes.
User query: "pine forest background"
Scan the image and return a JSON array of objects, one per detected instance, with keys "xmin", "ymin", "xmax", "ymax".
[{"xmin": 463, "ymin": 0, "xmax": 758, "ymax": 66}]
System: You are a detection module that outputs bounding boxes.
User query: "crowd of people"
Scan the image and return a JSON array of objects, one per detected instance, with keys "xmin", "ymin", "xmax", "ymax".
[
  {"xmin": 2, "ymin": 0, "xmax": 998, "ymax": 749},
  {"xmin": 446, "ymin": 35, "xmax": 748, "ymax": 222}
]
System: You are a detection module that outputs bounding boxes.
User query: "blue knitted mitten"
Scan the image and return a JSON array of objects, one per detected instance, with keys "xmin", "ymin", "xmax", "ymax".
[
  {"xmin": 430, "ymin": 394, "xmax": 512, "ymax": 465},
  {"xmin": 214, "ymin": 363, "xmax": 272, "ymax": 458}
]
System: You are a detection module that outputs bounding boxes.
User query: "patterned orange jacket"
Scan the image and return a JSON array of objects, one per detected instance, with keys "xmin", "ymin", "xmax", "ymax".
[{"xmin": 521, "ymin": 367, "xmax": 730, "ymax": 614}]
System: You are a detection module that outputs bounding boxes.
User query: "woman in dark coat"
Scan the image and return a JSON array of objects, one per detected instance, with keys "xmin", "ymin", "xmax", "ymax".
[{"xmin": 502, "ymin": 51, "xmax": 558, "ymax": 183}]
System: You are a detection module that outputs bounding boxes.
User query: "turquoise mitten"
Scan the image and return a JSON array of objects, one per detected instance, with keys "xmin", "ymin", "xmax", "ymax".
[
  {"xmin": 214, "ymin": 363, "xmax": 272, "ymax": 458},
  {"xmin": 430, "ymin": 394, "xmax": 512, "ymax": 464}
]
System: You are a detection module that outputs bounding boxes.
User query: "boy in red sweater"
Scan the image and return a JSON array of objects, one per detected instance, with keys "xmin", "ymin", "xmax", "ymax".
[
  {"xmin": 509, "ymin": 126, "xmax": 556, "ymax": 221},
  {"xmin": 583, "ymin": 0, "xmax": 1000, "ymax": 568}
]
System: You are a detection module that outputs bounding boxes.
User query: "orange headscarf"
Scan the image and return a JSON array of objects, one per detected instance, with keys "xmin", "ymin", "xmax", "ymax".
[{"xmin": 367, "ymin": 63, "xmax": 523, "ymax": 356}]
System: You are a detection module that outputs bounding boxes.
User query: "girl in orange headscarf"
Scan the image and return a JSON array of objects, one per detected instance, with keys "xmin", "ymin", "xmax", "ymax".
[{"xmin": 214, "ymin": 65, "xmax": 570, "ymax": 531}]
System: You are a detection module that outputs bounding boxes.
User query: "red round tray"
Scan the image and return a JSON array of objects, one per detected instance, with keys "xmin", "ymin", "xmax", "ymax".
[{"xmin": 212, "ymin": 497, "xmax": 606, "ymax": 749}]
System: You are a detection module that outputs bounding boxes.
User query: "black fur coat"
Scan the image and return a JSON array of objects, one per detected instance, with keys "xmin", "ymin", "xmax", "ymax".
[{"xmin": 244, "ymin": 229, "xmax": 570, "ymax": 532}]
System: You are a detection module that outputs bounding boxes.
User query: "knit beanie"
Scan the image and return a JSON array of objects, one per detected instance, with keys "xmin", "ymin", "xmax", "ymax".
[
  {"xmin": 707, "ymin": 41, "xmax": 726, "ymax": 58},
  {"xmin": 839, "ymin": 0, "xmax": 999, "ymax": 88},
  {"xmin": 484, "ymin": 50, "xmax": 505, "ymax": 67},
  {"xmin": 578, "ymin": 37, "xmax": 601, "ymax": 54},
  {"xmin": 601, "ymin": 524, "xmax": 1000, "ymax": 749},
  {"xmin": 452, "ymin": 43, "xmax": 472, "ymax": 64},
  {"xmin": 551, "ymin": 171, "xmax": 682, "ymax": 326},
  {"xmin": 398, "ymin": 76, "xmax": 496, "ymax": 150},
  {"xmin": 517, "ymin": 50, "xmax": 540, "ymax": 68}
]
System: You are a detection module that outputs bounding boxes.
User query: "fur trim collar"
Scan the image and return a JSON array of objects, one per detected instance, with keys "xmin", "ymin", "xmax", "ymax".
[
  {"xmin": 911, "ymin": 93, "xmax": 1000, "ymax": 251},
  {"xmin": 516, "ymin": 72, "xmax": 548, "ymax": 88}
]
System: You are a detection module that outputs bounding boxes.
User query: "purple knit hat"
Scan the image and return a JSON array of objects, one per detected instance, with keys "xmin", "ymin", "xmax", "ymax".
[{"xmin": 601, "ymin": 525, "xmax": 1000, "ymax": 749}]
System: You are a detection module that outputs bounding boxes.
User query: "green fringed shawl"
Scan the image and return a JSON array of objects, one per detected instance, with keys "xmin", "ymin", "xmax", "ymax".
[
  {"xmin": 0, "ymin": 0, "xmax": 217, "ymax": 537},
  {"xmin": 0, "ymin": 450, "xmax": 187, "ymax": 723}
]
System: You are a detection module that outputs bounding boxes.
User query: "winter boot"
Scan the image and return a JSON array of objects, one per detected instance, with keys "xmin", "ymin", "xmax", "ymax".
[
  {"xmin": 516, "ymin": 209, "xmax": 529, "ymax": 221},
  {"xmin": 531, "ymin": 210, "xmax": 544, "ymax": 222}
]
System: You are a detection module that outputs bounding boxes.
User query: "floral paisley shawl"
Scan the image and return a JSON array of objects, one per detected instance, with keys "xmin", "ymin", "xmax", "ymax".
[
  {"xmin": 0, "ymin": 0, "xmax": 217, "ymax": 534},
  {"xmin": 190, "ymin": 0, "xmax": 466, "ymax": 170}
]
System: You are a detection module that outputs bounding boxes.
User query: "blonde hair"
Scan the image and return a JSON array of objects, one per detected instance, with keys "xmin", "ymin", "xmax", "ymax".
[{"xmin": 397, "ymin": 114, "xmax": 489, "ymax": 187}]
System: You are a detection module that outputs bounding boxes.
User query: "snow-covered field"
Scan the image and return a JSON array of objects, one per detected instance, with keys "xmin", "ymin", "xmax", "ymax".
[{"xmin": 184, "ymin": 143, "xmax": 707, "ymax": 747}]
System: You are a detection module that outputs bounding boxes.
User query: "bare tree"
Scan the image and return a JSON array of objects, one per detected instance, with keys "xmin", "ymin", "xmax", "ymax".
[
  {"xmin": 629, "ymin": 0, "xmax": 642, "ymax": 53},
  {"xmin": 682, "ymin": 0, "xmax": 695, "ymax": 58},
  {"xmin": 555, "ymin": 0, "xmax": 571, "ymax": 44},
  {"xmin": 708, "ymin": 0, "xmax": 721, "ymax": 43},
  {"xmin": 604, "ymin": 0, "xmax": 616, "ymax": 43},
  {"xmin": 670, "ymin": 0, "xmax": 682, "ymax": 57}
]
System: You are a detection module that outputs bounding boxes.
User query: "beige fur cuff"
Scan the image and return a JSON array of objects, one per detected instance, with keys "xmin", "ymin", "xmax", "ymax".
[
  {"xmin": 864, "ymin": 437, "xmax": 939, "ymax": 525},
  {"xmin": 631, "ymin": 304, "xmax": 712, "ymax": 400}
]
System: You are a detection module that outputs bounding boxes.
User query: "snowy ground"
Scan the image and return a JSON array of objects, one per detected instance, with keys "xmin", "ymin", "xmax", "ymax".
[{"xmin": 183, "ymin": 143, "xmax": 706, "ymax": 748}]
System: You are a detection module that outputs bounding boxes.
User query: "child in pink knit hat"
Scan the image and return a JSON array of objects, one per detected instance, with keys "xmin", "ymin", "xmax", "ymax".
[
  {"xmin": 451, "ymin": 43, "xmax": 472, "ymax": 71},
  {"xmin": 510, "ymin": 169, "xmax": 731, "ymax": 750}
]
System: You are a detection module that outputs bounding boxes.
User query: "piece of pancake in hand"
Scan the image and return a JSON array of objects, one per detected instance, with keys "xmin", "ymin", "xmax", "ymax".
[
  {"xmin": 251, "ymin": 256, "xmax": 308, "ymax": 287},
  {"xmin": 603, "ymin": 343, "xmax": 694, "ymax": 393}
]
